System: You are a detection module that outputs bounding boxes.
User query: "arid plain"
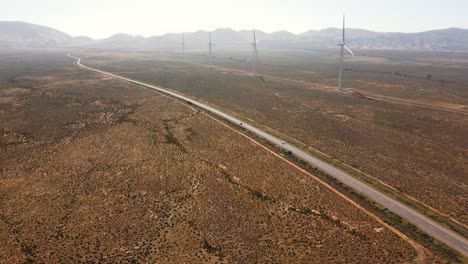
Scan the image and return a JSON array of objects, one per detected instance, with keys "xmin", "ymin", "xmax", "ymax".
[
  {"xmin": 82, "ymin": 50, "xmax": 468, "ymax": 227},
  {"xmin": 0, "ymin": 53, "xmax": 431, "ymax": 263}
]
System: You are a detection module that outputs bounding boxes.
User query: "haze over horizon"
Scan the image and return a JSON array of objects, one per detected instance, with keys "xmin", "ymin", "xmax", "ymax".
[{"xmin": 3, "ymin": 0, "xmax": 468, "ymax": 38}]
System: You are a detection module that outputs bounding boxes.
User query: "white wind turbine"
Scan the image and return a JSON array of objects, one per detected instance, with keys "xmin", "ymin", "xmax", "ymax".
[
  {"xmin": 181, "ymin": 33, "xmax": 185, "ymax": 58},
  {"xmin": 251, "ymin": 29, "xmax": 260, "ymax": 75},
  {"xmin": 338, "ymin": 16, "xmax": 355, "ymax": 91},
  {"xmin": 208, "ymin": 32, "xmax": 214, "ymax": 69}
]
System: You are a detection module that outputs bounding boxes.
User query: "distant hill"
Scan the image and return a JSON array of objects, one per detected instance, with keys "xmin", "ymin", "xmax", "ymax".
[
  {"xmin": 0, "ymin": 21, "xmax": 73, "ymax": 49},
  {"xmin": 2, "ymin": 21, "xmax": 468, "ymax": 52},
  {"xmin": 72, "ymin": 36, "xmax": 94, "ymax": 46},
  {"xmin": 300, "ymin": 27, "xmax": 468, "ymax": 51}
]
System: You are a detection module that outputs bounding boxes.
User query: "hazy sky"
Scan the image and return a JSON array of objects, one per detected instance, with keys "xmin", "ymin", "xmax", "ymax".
[{"xmin": 3, "ymin": 0, "xmax": 468, "ymax": 38}]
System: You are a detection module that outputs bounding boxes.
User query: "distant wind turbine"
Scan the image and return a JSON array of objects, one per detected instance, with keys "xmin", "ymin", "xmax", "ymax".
[
  {"xmin": 208, "ymin": 32, "xmax": 214, "ymax": 69},
  {"xmin": 182, "ymin": 34, "xmax": 185, "ymax": 58},
  {"xmin": 338, "ymin": 16, "xmax": 355, "ymax": 91},
  {"xmin": 251, "ymin": 29, "xmax": 260, "ymax": 75}
]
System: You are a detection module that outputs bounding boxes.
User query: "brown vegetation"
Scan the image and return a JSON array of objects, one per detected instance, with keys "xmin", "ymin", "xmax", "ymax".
[
  {"xmin": 81, "ymin": 50, "xmax": 467, "ymax": 227},
  {"xmin": 0, "ymin": 53, "xmax": 421, "ymax": 263}
]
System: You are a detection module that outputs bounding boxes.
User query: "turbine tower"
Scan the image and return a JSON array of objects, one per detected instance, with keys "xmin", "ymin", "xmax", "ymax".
[
  {"xmin": 182, "ymin": 34, "xmax": 185, "ymax": 58},
  {"xmin": 338, "ymin": 16, "xmax": 355, "ymax": 91},
  {"xmin": 208, "ymin": 32, "xmax": 214, "ymax": 69},
  {"xmin": 251, "ymin": 29, "xmax": 259, "ymax": 75}
]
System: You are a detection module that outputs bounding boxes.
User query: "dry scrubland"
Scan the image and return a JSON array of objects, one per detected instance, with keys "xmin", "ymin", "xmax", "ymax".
[
  {"xmin": 82, "ymin": 50, "xmax": 468, "ymax": 226},
  {"xmin": 0, "ymin": 53, "xmax": 419, "ymax": 263}
]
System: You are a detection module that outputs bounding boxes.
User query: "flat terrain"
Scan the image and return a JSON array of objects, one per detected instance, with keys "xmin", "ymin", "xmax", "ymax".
[
  {"xmin": 81, "ymin": 50, "xmax": 468, "ymax": 227},
  {"xmin": 0, "ymin": 53, "xmax": 420, "ymax": 263}
]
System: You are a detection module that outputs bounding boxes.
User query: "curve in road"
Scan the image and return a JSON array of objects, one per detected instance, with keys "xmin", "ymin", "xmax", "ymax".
[{"xmin": 69, "ymin": 55, "xmax": 467, "ymax": 257}]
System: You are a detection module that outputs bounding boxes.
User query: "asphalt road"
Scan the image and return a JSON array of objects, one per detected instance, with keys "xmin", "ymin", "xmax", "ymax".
[{"xmin": 69, "ymin": 55, "xmax": 468, "ymax": 257}]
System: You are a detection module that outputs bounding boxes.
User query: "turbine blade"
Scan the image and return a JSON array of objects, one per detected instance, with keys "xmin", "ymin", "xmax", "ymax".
[
  {"xmin": 342, "ymin": 15, "xmax": 345, "ymax": 43},
  {"xmin": 344, "ymin": 45, "xmax": 355, "ymax": 56}
]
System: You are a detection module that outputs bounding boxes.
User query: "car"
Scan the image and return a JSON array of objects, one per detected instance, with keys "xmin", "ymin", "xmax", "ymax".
[
  {"xmin": 240, "ymin": 122, "xmax": 243, "ymax": 126},
  {"xmin": 281, "ymin": 141, "xmax": 286, "ymax": 145}
]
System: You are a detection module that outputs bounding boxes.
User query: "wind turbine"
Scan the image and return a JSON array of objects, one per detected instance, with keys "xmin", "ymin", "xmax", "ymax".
[
  {"xmin": 251, "ymin": 29, "xmax": 260, "ymax": 75},
  {"xmin": 338, "ymin": 15, "xmax": 355, "ymax": 92},
  {"xmin": 208, "ymin": 32, "xmax": 214, "ymax": 69},
  {"xmin": 181, "ymin": 33, "xmax": 185, "ymax": 58}
]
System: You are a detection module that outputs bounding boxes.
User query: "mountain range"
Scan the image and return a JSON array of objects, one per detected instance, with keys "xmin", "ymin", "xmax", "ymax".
[{"xmin": 1, "ymin": 21, "xmax": 468, "ymax": 52}]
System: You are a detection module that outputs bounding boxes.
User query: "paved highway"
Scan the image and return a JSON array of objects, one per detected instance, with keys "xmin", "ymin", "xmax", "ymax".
[{"xmin": 69, "ymin": 55, "xmax": 468, "ymax": 257}]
